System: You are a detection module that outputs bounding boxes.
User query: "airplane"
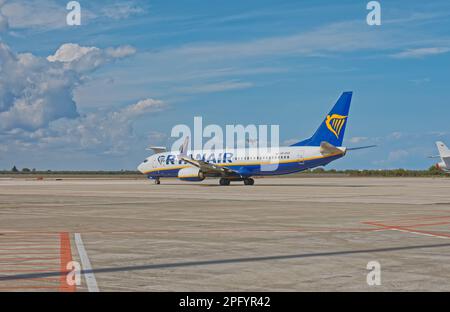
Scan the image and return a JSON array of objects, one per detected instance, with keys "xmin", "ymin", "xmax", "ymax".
[
  {"xmin": 137, "ymin": 91, "xmax": 375, "ymax": 185},
  {"xmin": 430, "ymin": 141, "xmax": 450, "ymax": 173}
]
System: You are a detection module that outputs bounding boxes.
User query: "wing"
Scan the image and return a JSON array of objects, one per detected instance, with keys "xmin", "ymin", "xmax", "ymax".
[
  {"xmin": 181, "ymin": 156, "xmax": 240, "ymax": 177},
  {"xmin": 178, "ymin": 136, "xmax": 239, "ymax": 176}
]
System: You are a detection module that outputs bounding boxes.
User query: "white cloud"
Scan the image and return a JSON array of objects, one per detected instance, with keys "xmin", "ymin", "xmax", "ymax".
[
  {"xmin": 1, "ymin": 0, "xmax": 69, "ymax": 30},
  {"xmin": 387, "ymin": 132, "xmax": 404, "ymax": 140},
  {"xmin": 391, "ymin": 47, "xmax": 450, "ymax": 59},
  {"xmin": 0, "ymin": 0, "xmax": 8, "ymax": 32},
  {"xmin": 147, "ymin": 131, "xmax": 167, "ymax": 143},
  {"xmin": 0, "ymin": 14, "xmax": 7, "ymax": 32},
  {"xmin": 101, "ymin": 2, "xmax": 146, "ymax": 20},
  {"xmin": 0, "ymin": 97, "xmax": 168, "ymax": 157},
  {"xmin": 47, "ymin": 44, "xmax": 100, "ymax": 63},
  {"xmin": 410, "ymin": 77, "xmax": 431, "ymax": 85},
  {"xmin": 48, "ymin": 43, "xmax": 136, "ymax": 64},
  {"xmin": 0, "ymin": 43, "xmax": 79, "ymax": 131},
  {"xmin": 283, "ymin": 138, "xmax": 300, "ymax": 146},
  {"xmin": 120, "ymin": 98, "xmax": 166, "ymax": 118},
  {"xmin": 166, "ymin": 21, "xmax": 387, "ymax": 61},
  {"xmin": 176, "ymin": 81, "xmax": 254, "ymax": 94},
  {"xmin": 47, "ymin": 43, "xmax": 136, "ymax": 72},
  {"xmin": 0, "ymin": 14, "xmax": 8, "ymax": 33},
  {"xmin": 388, "ymin": 149, "xmax": 410, "ymax": 162},
  {"xmin": 349, "ymin": 136, "xmax": 368, "ymax": 144},
  {"xmin": 0, "ymin": 42, "xmax": 135, "ymax": 131},
  {"xmin": 42, "ymin": 98, "xmax": 167, "ymax": 155},
  {"xmin": 0, "ymin": 0, "xmax": 145, "ymax": 32},
  {"xmin": 105, "ymin": 45, "xmax": 136, "ymax": 58},
  {"xmin": 157, "ymin": 19, "xmax": 443, "ymax": 63}
]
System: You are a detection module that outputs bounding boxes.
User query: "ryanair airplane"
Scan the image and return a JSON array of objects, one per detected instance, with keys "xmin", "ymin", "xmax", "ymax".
[{"xmin": 137, "ymin": 92, "xmax": 374, "ymax": 185}]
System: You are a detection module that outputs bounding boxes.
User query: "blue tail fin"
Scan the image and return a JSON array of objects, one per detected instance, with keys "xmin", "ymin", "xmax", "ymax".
[{"xmin": 291, "ymin": 92, "xmax": 352, "ymax": 147}]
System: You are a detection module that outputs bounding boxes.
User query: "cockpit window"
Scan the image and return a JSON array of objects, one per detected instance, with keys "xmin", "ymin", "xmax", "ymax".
[{"xmin": 143, "ymin": 159, "xmax": 148, "ymax": 163}]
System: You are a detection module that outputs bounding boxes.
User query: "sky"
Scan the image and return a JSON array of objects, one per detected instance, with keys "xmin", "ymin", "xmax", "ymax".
[{"xmin": 0, "ymin": 0, "xmax": 449, "ymax": 171}]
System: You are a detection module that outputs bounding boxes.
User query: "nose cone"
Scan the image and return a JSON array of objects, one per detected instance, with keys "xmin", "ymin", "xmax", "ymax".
[{"xmin": 137, "ymin": 162, "xmax": 146, "ymax": 174}]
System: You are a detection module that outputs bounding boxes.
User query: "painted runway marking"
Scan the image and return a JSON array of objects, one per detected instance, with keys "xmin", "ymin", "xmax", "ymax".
[
  {"xmin": 74, "ymin": 233, "xmax": 99, "ymax": 292},
  {"xmin": 364, "ymin": 221, "xmax": 450, "ymax": 240},
  {"xmin": 59, "ymin": 232, "xmax": 76, "ymax": 292},
  {"xmin": 0, "ymin": 232, "xmax": 67, "ymax": 291}
]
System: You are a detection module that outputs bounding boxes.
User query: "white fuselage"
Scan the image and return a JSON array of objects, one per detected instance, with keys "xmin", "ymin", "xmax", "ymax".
[{"xmin": 137, "ymin": 146, "xmax": 346, "ymax": 179}]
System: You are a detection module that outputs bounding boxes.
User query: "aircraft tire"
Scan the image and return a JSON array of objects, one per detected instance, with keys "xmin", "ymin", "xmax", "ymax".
[{"xmin": 244, "ymin": 178, "xmax": 254, "ymax": 185}]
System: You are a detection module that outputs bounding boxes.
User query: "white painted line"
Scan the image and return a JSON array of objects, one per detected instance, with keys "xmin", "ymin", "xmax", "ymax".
[
  {"xmin": 74, "ymin": 233, "xmax": 99, "ymax": 292},
  {"xmin": 390, "ymin": 228, "xmax": 450, "ymax": 240}
]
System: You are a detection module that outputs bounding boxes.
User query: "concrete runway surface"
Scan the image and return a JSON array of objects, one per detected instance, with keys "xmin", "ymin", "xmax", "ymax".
[{"xmin": 0, "ymin": 176, "xmax": 449, "ymax": 291}]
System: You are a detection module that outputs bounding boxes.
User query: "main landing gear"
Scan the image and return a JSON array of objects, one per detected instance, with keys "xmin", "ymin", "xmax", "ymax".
[
  {"xmin": 154, "ymin": 178, "xmax": 160, "ymax": 185},
  {"xmin": 243, "ymin": 178, "xmax": 255, "ymax": 185},
  {"xmin": 219, "ymin": 177, "xmax": 255, "ymax": 186}
]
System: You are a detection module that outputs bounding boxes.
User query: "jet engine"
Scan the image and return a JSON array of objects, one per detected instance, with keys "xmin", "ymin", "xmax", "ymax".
[
  {"xmin": 178, "ymin": 167, "xmax": 205, "ymax": 181},
  {"xmin": 436, "ymin": 162, "xmax": 449, "ymax": 172}
]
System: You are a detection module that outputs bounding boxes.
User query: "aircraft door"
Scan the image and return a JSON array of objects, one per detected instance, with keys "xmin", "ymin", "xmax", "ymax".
[{"xmin": 297, "ymin": 151, "xmax": 304, "ymax": 165}]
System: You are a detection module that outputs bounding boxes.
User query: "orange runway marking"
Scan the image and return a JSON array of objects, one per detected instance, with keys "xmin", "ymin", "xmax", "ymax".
[
  {"xmin": 364, "ymin": 221, "xmax": 450, "ymax": 239},
  {"xmin": 49, "ymin": 227, "xmax": 385, "ymax": 235},
  {"xmin": 0, "ymin": 239, "xmax": 56, "ymax": 243},
  {"xmin": 0, "ymin": 257, "xmax": 58, "ymax": 261},
  {"xmin": 0, "ymin": 248, "xmax": 59, "ymax": 251},
  {"xmin": 1, "ymin": 277, "xmax": 61, "ymax": 282},
  {"xmin": 389, "ymin": 221, "xmax": 450, "ymax": 228},
  {"xmin": 59, "ymin": 232, "xmax": 76, "ymax": 292},
  {"xmin": 0, "ymin": 252, "xmax": 63, "ymax": 256},
  {"xmin": 0, "ymin": 263, "xmax": 57, "ymax": 266},
  {"xmin": 0, "ymin": 242, "xmax": 59, "ymax": 245},
  {"xmin": 0, "ymin": 232, "xmax": 57, "ymax": 234},
  {"xmin": 0, "ymin": 245, "xmax": 60, "ymax": 248},
  {"xmin": 365, "ymin": 215, "xmax": 450, "ymax": 224},
  {"xmin": 0, "ymin": 232, "xmax": 76, "ymax": 292},
  {"xmin": 0, "ymin": 269, "xmax": 60, "ymax": 273},
  {"xmin": 0, "ymin": 239, "xmax": 57, "ymax": 242},
  {"xmin": 0, "ymin": 286, "xmax": 58, "ymax": 290}
]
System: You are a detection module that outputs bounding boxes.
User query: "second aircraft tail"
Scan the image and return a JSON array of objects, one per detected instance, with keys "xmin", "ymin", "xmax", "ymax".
[{"xmin": 436, "ymin": 141, "xmax": 450, "ymax": 157}]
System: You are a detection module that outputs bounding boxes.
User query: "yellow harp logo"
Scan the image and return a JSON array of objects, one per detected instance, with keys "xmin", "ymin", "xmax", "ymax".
[{"xmin": 325, "ymin": 114, "xmax": 347, "ymax": 139}]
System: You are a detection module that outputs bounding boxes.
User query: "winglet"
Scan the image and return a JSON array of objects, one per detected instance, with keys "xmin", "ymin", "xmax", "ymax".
[{"xmin": 179, "ymin": 136, "xmax": 190, "ymax": 158}]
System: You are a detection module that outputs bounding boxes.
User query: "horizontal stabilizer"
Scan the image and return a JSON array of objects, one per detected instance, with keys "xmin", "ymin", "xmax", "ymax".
[
  {"xmin": 320, "ymin": 141, "xmax": 344, "ymax": 155},
  {"xmin": 146, "ymin": 146, "xmax": 167, "ymax": 154}
]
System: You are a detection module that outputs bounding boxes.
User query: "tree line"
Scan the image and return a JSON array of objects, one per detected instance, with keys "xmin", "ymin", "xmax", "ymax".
[{"xmin": 1, "ymin": 165, "xmax": 448, "ymax": 177}]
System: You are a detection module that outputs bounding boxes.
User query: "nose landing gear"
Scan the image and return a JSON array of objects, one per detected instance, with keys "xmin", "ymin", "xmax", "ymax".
[{"xmin": 219, "ymin": 178, "xmax": 231, "ymax": 186}]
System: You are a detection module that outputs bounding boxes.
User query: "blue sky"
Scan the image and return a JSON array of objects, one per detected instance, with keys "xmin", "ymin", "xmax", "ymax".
[{"xmin": 0, "ymin": 0, "xmax": 449, "ymax": 170}]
